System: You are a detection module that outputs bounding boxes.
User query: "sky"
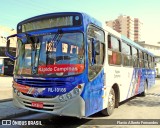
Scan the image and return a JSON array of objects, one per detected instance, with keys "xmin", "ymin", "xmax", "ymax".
[{"xmin": 0, "ymin": 0, "xmax": 160, "ymax": 45}]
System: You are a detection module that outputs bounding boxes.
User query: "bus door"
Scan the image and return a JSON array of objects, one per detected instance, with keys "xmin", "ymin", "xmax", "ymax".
[
  {"xmin": 85, "ymin": 39, "xmax": 105, "ymax": 116},
  {"xmin": 84, "ymin": 25, "xmax": 105, "ymax": 116}
]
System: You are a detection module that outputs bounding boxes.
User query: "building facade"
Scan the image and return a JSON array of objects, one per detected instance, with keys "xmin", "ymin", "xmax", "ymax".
[
  {"xmin": 0, "ymin": 25, "xmax": 16, "ymax": 47},
  {"xmin": 106, "ymin": 15, "xmax": 142, "ymax": 42},
  {"xmin": 137, "ymin": 41, "xmax": 160, "ymax": 57},
  {"xmin": 0, "ymin": 25, "xmax": 16, "ymax": 56}
]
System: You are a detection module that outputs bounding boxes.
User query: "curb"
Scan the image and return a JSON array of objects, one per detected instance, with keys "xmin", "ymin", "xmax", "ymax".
[
  {"xmin": 0, "ymin": 75, "xmax": 13, "ymax": 77},
  {"xmin": 0, "ymin": 98, "xmax": 13, "ymax": 103}
]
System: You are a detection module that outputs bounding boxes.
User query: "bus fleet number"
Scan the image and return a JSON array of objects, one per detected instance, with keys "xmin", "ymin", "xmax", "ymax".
[{"xmin": 48, "ymin": 88, "xmax": 66, "ymax": 93}]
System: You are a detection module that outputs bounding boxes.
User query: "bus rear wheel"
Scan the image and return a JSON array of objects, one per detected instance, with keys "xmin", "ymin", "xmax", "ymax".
[{"xmin": 101, "ymin": 88, "xmax": 115, "ymax": 116}]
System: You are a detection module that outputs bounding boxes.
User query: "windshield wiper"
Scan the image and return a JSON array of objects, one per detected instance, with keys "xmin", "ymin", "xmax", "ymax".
[
  {"xmin": 46, "ymin": 29, "xmax": 63, "ymax": 66},
  {"xmin": 26, "ymin": 34, "xmax": 40, "ymax": 74},
  {"xmin": 53, "ymin": 29, "xmax": 63, "ymax": 48}
]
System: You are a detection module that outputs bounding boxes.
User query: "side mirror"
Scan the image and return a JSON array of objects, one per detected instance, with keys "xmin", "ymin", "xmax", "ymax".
[
  {"xmin": 6, "ymin": 39, "xmax": 10, "ymax": 53},
  {"xmin": 91, "ymin": 38, "xmax": 100, "ymax": 65},
  {"xmin": 5, "ymin": 35, "xmax": 17, "ymax": 61},
  {"xmin": 94, "ymin": 41, "xmax": 100, "ymax": 55},
  {"xmin": 5, "ymin": 33, "xmax": 28, "ymax": 61}
]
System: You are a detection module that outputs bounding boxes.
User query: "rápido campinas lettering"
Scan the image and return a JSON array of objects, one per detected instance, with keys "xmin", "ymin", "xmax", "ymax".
[{"xmin": 39, "ymin": 66, "xmax": 78, "ymax": 73}]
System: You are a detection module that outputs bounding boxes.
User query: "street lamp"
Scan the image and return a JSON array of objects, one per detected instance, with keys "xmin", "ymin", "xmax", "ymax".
[
  {"xmin": 0, "ymin": 36, "xmax": 7, "ymax": 47},
  {"xmin": 0, "ymin": 36, "xmax": 6, "ymax": 42}
]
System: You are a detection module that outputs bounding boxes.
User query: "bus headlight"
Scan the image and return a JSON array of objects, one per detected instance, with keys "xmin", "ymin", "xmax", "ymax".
[
  {"xmin": 13, "ymin": 88, "xmax": 18, "ymax": 93},
  {"xmin": 66, "ymin": 93, "xmax": 72, "ymax": 99},
  {"xmin": 59, "ymin": 95, "xmax": 65, "ymax": 102},
  {"xmin": 58, "ymin": 83, "xmax": 84, "ymax": 102},
  {"xmin": 17, "ymin": 91, "xmax": 21, "ymax": 96},
  {"xmin": 73, "ymin": 88, "xmax": 79, "ymax": 95}
]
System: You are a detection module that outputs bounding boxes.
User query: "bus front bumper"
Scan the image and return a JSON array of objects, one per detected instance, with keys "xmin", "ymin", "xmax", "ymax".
[{"xmin": 13, "ymin": 90, "xmax": 85, "ymax": 118}]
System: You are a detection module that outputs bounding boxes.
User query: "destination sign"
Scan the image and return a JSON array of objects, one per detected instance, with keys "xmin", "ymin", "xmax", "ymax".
[{"xmin": 20, "ymin": 15, "xmax": 82, "ymax": 32}]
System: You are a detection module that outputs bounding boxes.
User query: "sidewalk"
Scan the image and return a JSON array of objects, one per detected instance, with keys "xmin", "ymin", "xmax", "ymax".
[
  {"xmin": 0, "ymin": 88, "xmax": 12, "ymax": 100},
  {"xmin": 0, "ymin": 76, "xmax": 36, "ymax": 119},
  {"xmin": 0, "ymin": 101, "xmax": 35, "ymax": 119},
  {"xmin": 0, "ymin": 76, "xmax": 13, "ymax": 100}
]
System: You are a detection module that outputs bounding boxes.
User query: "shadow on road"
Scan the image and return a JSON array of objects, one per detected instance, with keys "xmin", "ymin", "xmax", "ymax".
[
  {"xmin": 126, "ymin": 94, "xmax": 160, "ymax": 107},
  {"xmin": 42, "ymin": 116, "xmax": 92, "ymax": 128}
]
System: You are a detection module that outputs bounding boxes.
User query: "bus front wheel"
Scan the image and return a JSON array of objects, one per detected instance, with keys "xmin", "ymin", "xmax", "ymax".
[{"xmin": 101, "ymin": 88, "xmax": 115, "ymax": 116}]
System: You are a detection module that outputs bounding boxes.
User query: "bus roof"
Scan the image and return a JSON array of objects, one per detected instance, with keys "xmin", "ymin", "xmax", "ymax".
[
  {"xmin": 18, "ymin": 12, "xmax": 82, "ymax": 24},
  {"xmin": 81, "ymin": 12, "xmax": 102, "ymax": 27},
  {"xmin": 121, "ymin": 35, "xmax": 154, "ymax": 56},
  {"xmin": 17, "ymin": 12, "xmax": 102, "ymax": 33},
  {"xmin": 18, "ymin": 12, "xmax": 101, "ymax": 25},
  {"xmin": 121, "ymin": 35, "xmax": 144, "ymax": 50}
]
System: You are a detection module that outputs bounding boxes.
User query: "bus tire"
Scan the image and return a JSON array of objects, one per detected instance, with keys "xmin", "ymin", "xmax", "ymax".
[
  {"xmin": 140, "ymin": 81, "xmax": 148, "ymax": 97},
  {"xmin": 101, "ymin": 88, "xmax": 115, "ymax": 116}
]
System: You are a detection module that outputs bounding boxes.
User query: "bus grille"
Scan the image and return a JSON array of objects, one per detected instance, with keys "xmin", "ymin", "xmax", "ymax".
[
  {"xmin": 15, "ymin": 78, "xmax": 71, "ymax": 87},
  {"xmin": 23, "ymin": 101, "xmax": 54, "ymax": 111},
  {"xmin": 22, "ymin": 93, "xmax": 56, "ymax": 98}
]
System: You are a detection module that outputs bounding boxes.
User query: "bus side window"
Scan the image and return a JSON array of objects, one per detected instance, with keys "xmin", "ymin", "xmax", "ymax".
[
  {"xmin": 152, "ymin": 57, "xmax": 155, "ymax": 69},
  {"xmin": 121, "ymin": 41, "xmax": 132, "ymax": 67},
  {"xmin": 132, "ymin": 47, "xmax": 138, "ymax": 68},
  {"xmin": 142, "ymin": 52, "xmax": 145, "ymax": 68},
  {"xmin": 148, "ymin": 55, "xmax": 152, "ymax": 69},
  {"xmin": 144, "ymin": 53, "xmax": 149, "ymax": 68},
  {"xmin": 108, "ymin": 36, "xmax": 112, "ymax": 49},
  {"xmin": 108, "ymin": 35, "xmax": 121, "ymax": 65},
  {"xmin": 138, "ymin": 50, "xmax": 144, "ymax": 68}
]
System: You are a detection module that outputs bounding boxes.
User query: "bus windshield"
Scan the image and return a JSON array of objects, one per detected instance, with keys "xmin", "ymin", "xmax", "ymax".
[{"xmin": 15, "ymin": 32, "xmax": 85, "ymax": 76}]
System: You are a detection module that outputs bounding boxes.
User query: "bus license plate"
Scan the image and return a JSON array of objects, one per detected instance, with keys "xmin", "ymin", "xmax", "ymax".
[{"xmin": 31, "ymin": 102, "xmax": 43, "ymax": 108}]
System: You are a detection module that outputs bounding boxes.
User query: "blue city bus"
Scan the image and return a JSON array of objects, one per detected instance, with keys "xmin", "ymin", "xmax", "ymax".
[{"xmin": 6, "ymin": 12, "xmax": 155, "ymax": 117}]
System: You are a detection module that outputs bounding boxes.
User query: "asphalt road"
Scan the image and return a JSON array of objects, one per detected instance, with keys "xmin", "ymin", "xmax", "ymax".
[
  {"xmin": 0, "ymin": 77, "xmax": 160, "ymax": 128},
  {"xmin": 12, "ymin": 79, "xmax": 160, "ymax": 127}
]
